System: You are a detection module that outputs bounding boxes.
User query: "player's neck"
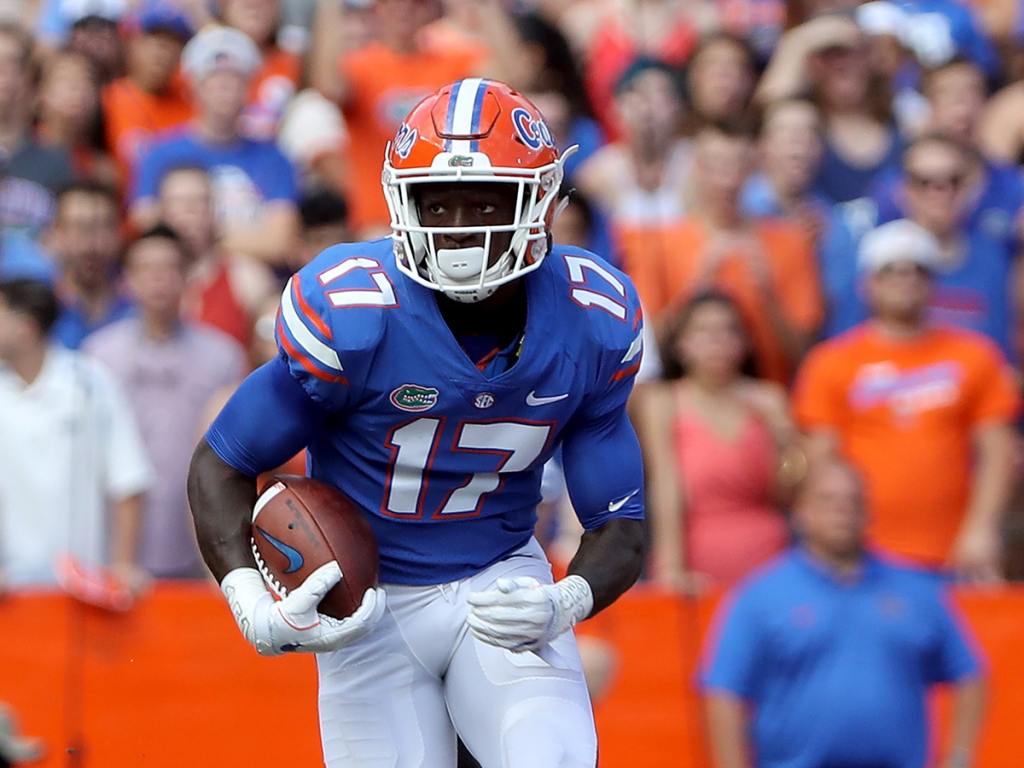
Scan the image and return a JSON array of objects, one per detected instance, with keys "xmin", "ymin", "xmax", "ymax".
[{"xmin": 435, "ymin": 282, "xmax": 527, "ymax": 342}]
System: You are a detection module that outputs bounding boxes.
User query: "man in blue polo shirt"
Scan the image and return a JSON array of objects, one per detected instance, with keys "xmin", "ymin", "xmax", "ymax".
[
  {"xmin": 700, "ymin": 459, "xmax": 986, "ymax": 768},
  {"xmin": 130, "ymin": 26, "xmax": 299, "ymax": 267}
]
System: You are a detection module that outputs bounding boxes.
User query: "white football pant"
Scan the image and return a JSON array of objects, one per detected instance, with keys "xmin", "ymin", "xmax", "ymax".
[{"xmin": 315, "ymin": 538, "xmax": 597, "ymax": 767}]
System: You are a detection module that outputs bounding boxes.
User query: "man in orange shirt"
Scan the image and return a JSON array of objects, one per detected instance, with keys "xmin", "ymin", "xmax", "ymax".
[
  {"xmin": 794, "ymin": 219, "xmax": 1019, "ymax": 581},
  {"xmin": 101, "ymin": 1, "xmax": 194, "ymax": 188},
  {"xmin": 622, "ymin": 119, "xmax": 821, "ymax": 383}
]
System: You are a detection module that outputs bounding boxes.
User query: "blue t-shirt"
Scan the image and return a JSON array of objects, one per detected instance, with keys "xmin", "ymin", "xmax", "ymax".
[
  {"xmin": 52, "ymin": 294, "xmax": 135, "ymax": 350},
  {"xmin": 701, "ymin": 547, "xmax": 981, "ymax": 768},
  {"xmin": 815, "ymin": 129, "xmax": 904, "ymax": 204},
  {"xmin": 0, "ymin": 230, "xmax": 55, "ymax": 283},
  {"xmin": 131, "ymin": 129, "xmax": 299, "ymax": 216},
  {"xmin": 206, "ymin": 240, "xmax": 646, "ymax": 584},
  {"xmin": 871, "ymin": 162, "xmax": 1024, "ymax": 251}
]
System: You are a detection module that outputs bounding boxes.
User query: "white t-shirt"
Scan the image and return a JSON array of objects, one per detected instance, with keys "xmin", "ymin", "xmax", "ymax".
[{"xmin": 0, "ymin": 346, "xmax": 153, "ymax": 586}]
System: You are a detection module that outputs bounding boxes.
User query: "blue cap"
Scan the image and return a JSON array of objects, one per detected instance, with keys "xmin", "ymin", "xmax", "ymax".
[
  {"xmin": 131, "ymin": 0, "xmax": 194, "ymax": 40},
  {"xmin": 0, "ymin": 232, "xmax": 57, "ymax": 285}
]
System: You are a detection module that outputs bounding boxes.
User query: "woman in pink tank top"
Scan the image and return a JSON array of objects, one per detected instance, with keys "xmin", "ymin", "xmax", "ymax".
[{"xmin": 639, "ymin": 291, "xmax": 799, "ymax": 588}]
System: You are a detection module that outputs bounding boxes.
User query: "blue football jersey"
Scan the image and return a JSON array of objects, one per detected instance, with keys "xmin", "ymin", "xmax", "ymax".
[{"xmin": 208, "ymin": 239, "xmax": 646, "ymax": 584}]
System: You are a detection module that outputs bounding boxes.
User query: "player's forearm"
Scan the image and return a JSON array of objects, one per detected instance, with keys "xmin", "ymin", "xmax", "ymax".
[
  {"xmin": 567, "ymin": 518, "xmax": 645, "ymax": 616},
  {"xmin": 945, "ymin": 676, "xmax": 986, "ymax": 768},
  {"xmin": 187, "ymin": 439, "xmax": 259, "ymax": 582}
]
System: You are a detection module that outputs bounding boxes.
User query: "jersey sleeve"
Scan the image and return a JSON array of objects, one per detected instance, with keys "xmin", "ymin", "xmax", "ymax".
[
  {"xmin": 205, "ymin": 354, "xmax": 325, "ymax": 477},
  {"xmin": 561, "ymin": 259, "xmax": 646, "ymax": 529}
]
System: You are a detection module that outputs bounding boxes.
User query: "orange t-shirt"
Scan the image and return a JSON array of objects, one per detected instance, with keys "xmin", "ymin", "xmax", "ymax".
[
  {"xmin": 241, "ymin": 47, "xmax": 302, "ymax": 141},
  {"xmin": 619, "ymin": 218, "xmax": 822, "ymax": 383},
  {"xmin": 340, "ymin": 42, "xmax": 482, "ymax": 234},
  {"xmin": 102, "ymin": 75, "xmax": 193, "ymax": 189},
  {"xmin": 793, "ymin": 324, "xmax": 1020, "ymax": 566}
]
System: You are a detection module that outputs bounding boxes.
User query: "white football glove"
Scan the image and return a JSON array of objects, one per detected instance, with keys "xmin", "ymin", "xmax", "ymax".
[
  {"xmin": 220, "ymin": 562, "xmax": 386, "ymax": 656},
  {"xmin": 466, "ymin": 574, "xmax": 593, "ymax": 653}
]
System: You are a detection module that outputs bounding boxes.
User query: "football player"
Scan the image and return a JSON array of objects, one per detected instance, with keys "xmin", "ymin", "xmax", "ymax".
[{"xmin": 187, "ymin": 79, "xmax": 645, "ymax": 767}]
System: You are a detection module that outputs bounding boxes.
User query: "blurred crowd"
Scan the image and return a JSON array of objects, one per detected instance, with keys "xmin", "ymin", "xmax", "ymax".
[
  {"xmin": 2, "ymin": 0, "xmax": 1022, "ymax": 764},
  {"xmin": 0, "ymin": 0, "xmax": 1018, "ymax": 591}
]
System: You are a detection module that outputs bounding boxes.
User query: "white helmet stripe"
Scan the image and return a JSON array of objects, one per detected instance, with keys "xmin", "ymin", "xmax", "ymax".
[{"xmin": 448, "ymin": 77, "xmax": 484, "ymax": 154}]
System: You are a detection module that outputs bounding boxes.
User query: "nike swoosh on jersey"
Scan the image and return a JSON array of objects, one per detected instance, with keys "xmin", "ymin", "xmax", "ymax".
[
  {"xmin": 256, "ymin": 527, "xmax": 305, "ymax": 574},
  {"xmin": 607, "ymin": 489, "xmax": 639, "ymax": 513},
  {"xmin": 526, "ymin": 391, "xmax": 570, "ymax": 406}
]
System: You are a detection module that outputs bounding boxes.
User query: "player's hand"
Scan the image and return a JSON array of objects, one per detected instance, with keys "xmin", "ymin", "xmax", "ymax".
[
  {"xmin": 221, "ymin": 563, "xmax": 386, "ymax": 656},
  {"xmin": 466, "ymin": 574, "xmax": 593, "ymax": 653}
]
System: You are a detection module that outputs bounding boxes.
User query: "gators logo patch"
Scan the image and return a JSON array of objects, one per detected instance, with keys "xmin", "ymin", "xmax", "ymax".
[{"xmin": 390, "ymin": 384, "xmax": 440, "ymax": 412}]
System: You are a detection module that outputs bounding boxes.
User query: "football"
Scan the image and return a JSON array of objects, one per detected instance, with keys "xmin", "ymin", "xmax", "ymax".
[{"xmin": 250, "ymin": 475, "xmax": 379, "ymax": 620}]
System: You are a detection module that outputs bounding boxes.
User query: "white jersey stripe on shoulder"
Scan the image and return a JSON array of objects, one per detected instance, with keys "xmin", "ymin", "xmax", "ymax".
[
  {"xmin": 281, "ymin": 278, "xmax": 344, "ymax": 372},
  {"xmin": 448, "ymin": 77, "xmax": 483, "ymax": 154},
  {"xmin": 621, "ymin": 329, "xmax": 643, "ymax": 364}
]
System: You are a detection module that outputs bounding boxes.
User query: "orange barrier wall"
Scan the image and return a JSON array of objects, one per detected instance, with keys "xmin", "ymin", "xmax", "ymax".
[{"xmin": 2, "ymin": 584, "xmax": 1022, "ymax": 767}]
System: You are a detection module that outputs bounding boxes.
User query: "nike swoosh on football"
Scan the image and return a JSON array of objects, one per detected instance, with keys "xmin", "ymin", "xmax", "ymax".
[
  {"xmin": 607, "ymin": 489, "xmax": 639, "ymax": 513},
  {"xmin": 256, "ymin": 527, "xmax": 305, "ymax": 574},
  {"xmin": 526, "ymin": 391, "xmax": 569, "ymax": 406}
]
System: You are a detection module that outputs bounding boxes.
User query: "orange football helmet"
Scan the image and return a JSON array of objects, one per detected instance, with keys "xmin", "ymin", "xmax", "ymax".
[{"xmin": 383, "ymin": 79, "xmax": 574, "ymax": 303}]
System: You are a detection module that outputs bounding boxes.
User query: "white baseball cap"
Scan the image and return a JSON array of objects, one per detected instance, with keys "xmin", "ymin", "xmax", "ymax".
[
  {"xmin": 859, "ymin": 219, "xmax": 941, "ymax": 274},
  {"xmin": 856, "ymin": 1, "xmax": 910, "ymax": 42},
  {"xmin": 61, "ymin": 0, "xmax": 126, "ymax": 24},
  {"xmin": 181, "ymin": 25, "xmax": 262, "ymax": 82}
]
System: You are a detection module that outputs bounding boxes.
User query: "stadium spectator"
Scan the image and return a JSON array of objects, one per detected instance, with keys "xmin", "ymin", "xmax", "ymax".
[
  {"xmin": 556, "ymin": 0, "xmax": 704, "ymax": 139},
  {"xmin": 740, "ymin": 98, "xmax": 829, "ymax": 240},
  {"xmin": 794, "ymin": 219, "xmax": 1019, "ymax": 579},
  {"xmin": 551, "ymin": 189, "xmax": 596, "ymax": 252},
  {"xmin": 102, "ymin": 1, "xmax": 194, "ymax": 190},
  {"xmin": 293, "ymin": 187, "xmax": 350, "ymax": 273},
  {"xmin": 821, "ymin": 137, "xmax": 1020, "ymax": 358},
  {"xmin": 0, "ymin": 277, "xmax": 152, "ymax": 588},
  {"xmin": 683, "ymin": 33, "xmax": 757, "ymax": 130},
  {"xmin": 45, "ymin": 181, "xmax": 132, "ymax": 349},
  {"xmin": 873, "ymin": 58, "xmax": 1024, "ymax": 255},
  {"xmin": 0, "ymin": 704, "xmax": 41, "ymax": 767},
  {"xmin": 701, "ymin": 458, "xmax": 987, "ymax": 768},
  {"xmin": 220, "ymin": 0, "xmax": 301, "ymax": 140},
  {"xmin": 622, "ymin": 119, "xmax": 821, "ymax": 384},
  {"xmin": 307, "ymin": 0, "xmax": 504, "ymax": 236},
  {"xmin": 511, "ymin": 12, "xmax": 604, "ymax": 184},
  {"xmin": 276, "ymin": 86, "xmax": 349, "ymax": 196},
  {"xmin": 35, "ymin": 49, "xmax": 117, "ymax": 187},
  {"xmin": 53, "ymin": 0, "xmax": 125, "ymax": 82},
  {"xmin": 854, "ymin": 1, "xmax": 930, "ymax": 136},
  {"xmin": 85, "ymin": 225, "xmax": 246, "ymax": 579},
  {"xmin": 757, "ymin": 14, "xmax": 902, "ymax": 203},
  {"xmin": 131, "ymin": 25, "xmax": 300, "ymax": 267},
  {"xmin": 639, "ymin": 291, "xmax": 795, "ymax": 589},
  {"xmin": 0, "ymin": 22, "xmax": 73, "ymax": 238},
  {"xmin": 158, "ymin": 165, "xmax": 275, "ymax": 346},
  {"xmin": 575, "ymin": 59, "xmax": 691, "ymax": 229}
]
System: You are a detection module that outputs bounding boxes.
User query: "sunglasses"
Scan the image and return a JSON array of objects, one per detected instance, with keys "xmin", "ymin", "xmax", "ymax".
[{"xmin": 907, "ymin": 171, "xmax": 965, "ymax": 191}]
